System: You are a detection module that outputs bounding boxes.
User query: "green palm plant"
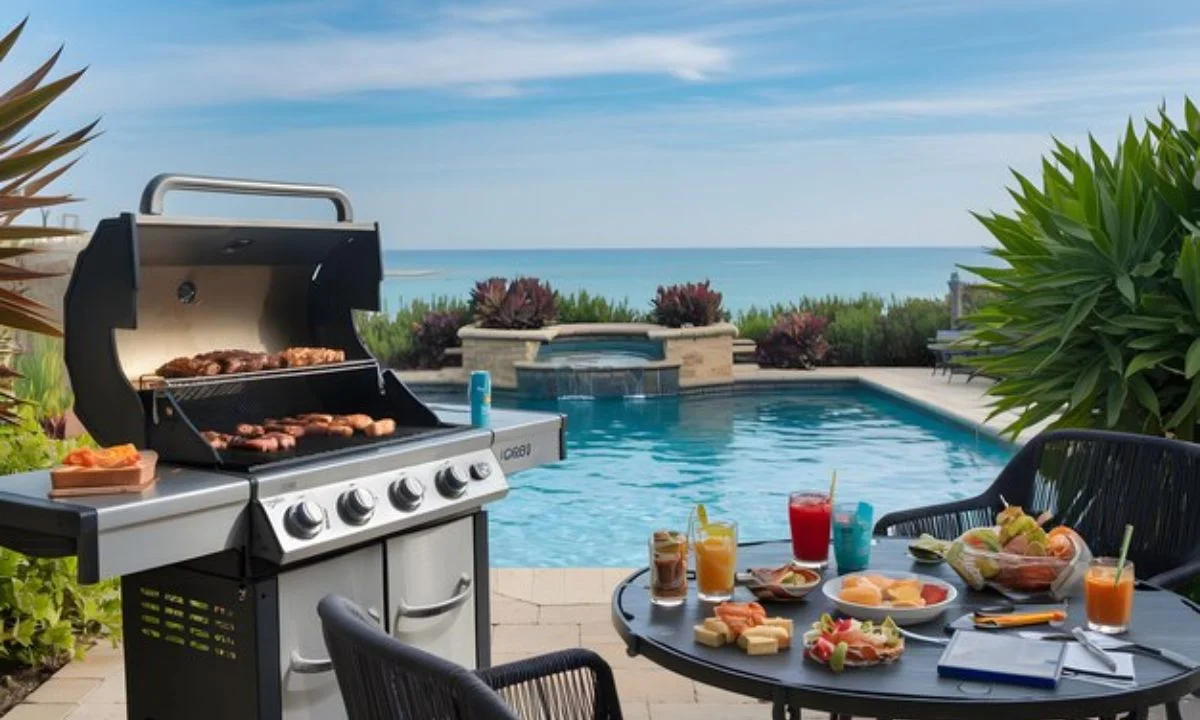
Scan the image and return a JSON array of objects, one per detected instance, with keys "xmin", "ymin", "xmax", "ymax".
[
  {"xmin": 0, "ymin": 17, "xmax": 98, "ymax": 424},
  {"xmin": 965, "ymin": 98, "xmax": 1200, "ymax": 440}
]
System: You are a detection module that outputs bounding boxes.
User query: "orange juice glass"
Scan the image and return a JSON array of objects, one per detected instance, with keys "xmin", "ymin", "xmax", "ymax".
[
  {"xmin": 1084, "ymin": 557, "xmax": 1134, "ymax": 634},
  {"xmin": 694, "ymin": 521, "xmax": 737, "ymax": 602}
]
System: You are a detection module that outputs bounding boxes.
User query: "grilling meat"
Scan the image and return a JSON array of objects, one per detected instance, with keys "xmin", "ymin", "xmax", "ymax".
[
  {"xmin": 158, "ymin": 357, "xmax": 221, "ymax": 378},
  {"xmin": 279, "ymin": 347, "xmax": 346, "ymax": 367},
  {"xmin": 231, "ymin": 436, "xmax": 279, "ymax": 453},
  {"xmin": 235, "ymin": 423, "xmax": 265, "ymax": 438},
  {"xmin": 333, "ymin": 414, "xmax": 373, "ymax": 431},
  {"xmin": 264, "ymin": 423, "xmax": 306, "ymax": 437},
  {"xmin": 203, "ymin": 412, "xmax": 396, "ymax": 453},
  {"xmin": 365, "ymin": 419, "xmax": 396, "ymax": 437},
  {"xmin": 153, "ymin": 347, "xmax": 345, "ymax": 379}
]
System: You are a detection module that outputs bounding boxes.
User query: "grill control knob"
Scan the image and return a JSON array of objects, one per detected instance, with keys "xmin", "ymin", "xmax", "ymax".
[
  {"xmin": 469, "ymin": 462, "xmax": 492, "ymax": 481},
  {"xmin": 436, "ymin": 466, "xmax": 468, "ymax": 498},
  {"xmin": 389, "ymin": 477, "xmax": 425, "ymax": 511},
  {"xmin": 338, "ymin": 487, "xmax": 376, "ymax": 525},
  {"xmin": 285, "ymin": 500, "xmax": 325, "ymax": 539}
]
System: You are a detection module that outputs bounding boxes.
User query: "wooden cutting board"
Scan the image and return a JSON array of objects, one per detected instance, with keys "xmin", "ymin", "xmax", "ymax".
[{"xmin": 49, "ymin": 451, "xmax": 158, "ymax": 497}]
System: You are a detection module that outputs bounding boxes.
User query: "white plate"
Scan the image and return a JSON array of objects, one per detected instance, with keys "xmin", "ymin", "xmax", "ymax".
[{"xmin": 821, "ymin": 571, "xmax": 957, "ymax": 627}]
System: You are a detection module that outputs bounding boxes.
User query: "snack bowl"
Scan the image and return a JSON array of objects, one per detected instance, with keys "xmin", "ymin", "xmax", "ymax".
[
  {"xmin": 946, "ymin": 543, "xmax": 1078, "ymax": 595},
  {"xmin": 821, "ymin": 572, "xmax": 956, "ymax": 626},
  {"xmin": 741, "ymin": 564, "xmax": 822, "ymax": 602}
]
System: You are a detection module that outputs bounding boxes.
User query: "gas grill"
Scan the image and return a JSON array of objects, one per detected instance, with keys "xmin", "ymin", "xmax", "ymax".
[{"xmin": 0, "ymin": 175, "xmax": 566, "ymax": 720}]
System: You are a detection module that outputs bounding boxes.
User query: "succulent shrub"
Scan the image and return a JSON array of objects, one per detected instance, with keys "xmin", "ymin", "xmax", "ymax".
[
  {"xmin": 470, "ymin": 276, "xmax": 557, "ymax": 330},
  {"xmin": 754, "ymin": 312, "xmax": 830, "ymax": 369},
  {"xmin": 408, "ymin": 310, "xmax": 468, "ymax": 369},
  {"xmin": 966, "ymin": 98, "xmax": 1200, "ymax": 440},
  {"xmin": 650, "ymin": 281, "xmax": 725, "ymax": 328}
]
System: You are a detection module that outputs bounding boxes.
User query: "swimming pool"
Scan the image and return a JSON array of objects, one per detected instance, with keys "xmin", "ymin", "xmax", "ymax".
[{"xmin": 416, "ymin": 384, "xmax": 1014, "ymax": 567}]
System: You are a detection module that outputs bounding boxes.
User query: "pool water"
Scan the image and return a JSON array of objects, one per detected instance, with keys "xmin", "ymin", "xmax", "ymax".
[{"xmin": 416, "ymin": 385, "xmax": 1014, "ymax": 567}]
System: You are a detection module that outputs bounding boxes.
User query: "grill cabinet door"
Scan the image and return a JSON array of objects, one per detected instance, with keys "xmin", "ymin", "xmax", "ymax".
[
  {"xmin": 386, "ymin": 515, "xmax": 478, "ymax": 668},
  {"xmin": 278, "ymin": 543, "xmax": 384, "ymax": 720}
]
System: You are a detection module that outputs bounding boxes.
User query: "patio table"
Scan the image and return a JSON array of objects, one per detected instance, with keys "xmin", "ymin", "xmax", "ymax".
[{"xmin": 611, "ymin": 538, "xmax": 1200, "ymax": 719}]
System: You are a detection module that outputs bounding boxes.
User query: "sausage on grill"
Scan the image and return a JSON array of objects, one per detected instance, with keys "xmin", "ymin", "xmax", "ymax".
[{"xmin": 364, "ymin": 419, "xmax": 396, "ymax": 437}]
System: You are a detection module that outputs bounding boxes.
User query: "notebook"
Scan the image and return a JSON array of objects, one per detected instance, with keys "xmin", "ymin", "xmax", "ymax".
[{"xmin": 937, "ymin": 631, "xmax": 1067, "ymax": 689}]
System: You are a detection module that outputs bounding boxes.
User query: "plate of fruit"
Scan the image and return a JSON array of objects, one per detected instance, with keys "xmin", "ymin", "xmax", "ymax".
[
  {"xmin": 802, "ymin": 614, "xmax": 905, "ymax": 672},
  {"xmin": 741, "ymin": 564, "xmax": 823, "ymax": 602},
  {"xmin": 822, "ymin": 572, "xmax": 956, "ymax": 626}
]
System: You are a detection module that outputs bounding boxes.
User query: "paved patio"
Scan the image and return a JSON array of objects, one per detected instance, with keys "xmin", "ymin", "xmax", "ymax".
[{"xmin": 8, "ymin": 367, "xmax": 1187, "ymax": 718}]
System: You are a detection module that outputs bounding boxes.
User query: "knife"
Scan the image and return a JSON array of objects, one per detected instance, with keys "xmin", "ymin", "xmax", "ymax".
[
  {"xmin": 972, "ymin": 609, "xmax": 1067, "ymax": 628},
  {"xmin": 1020, "ymin": 631, "xmax": 1199, "ymax": 671},
  {"xmin": 1072, "ymin": 626, "xmax": 1118, "ymax": 672}
]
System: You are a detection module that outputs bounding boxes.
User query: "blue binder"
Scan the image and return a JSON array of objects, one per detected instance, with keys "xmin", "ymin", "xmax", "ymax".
[{"xmin": 937, "ymin": 631, "xmax": 1067, "ymax": 689}]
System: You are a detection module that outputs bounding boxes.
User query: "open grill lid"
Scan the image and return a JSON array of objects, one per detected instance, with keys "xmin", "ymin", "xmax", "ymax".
[{"xmin": 64, "ymin": 174, "xmax": 442, "ymax": 457}]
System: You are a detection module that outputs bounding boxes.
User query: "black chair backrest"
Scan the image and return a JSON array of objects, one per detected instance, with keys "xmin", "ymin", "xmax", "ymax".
[
  {"xmin": 998, "ymin": 430, "xmax": 1200, "ymax": 579},
  {"xmin": 317, "ymin": 595, "xmax": 519, "ymax": 720}
]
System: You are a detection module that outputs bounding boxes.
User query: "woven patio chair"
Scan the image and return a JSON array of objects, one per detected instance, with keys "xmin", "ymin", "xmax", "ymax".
[
  {"xmin": 874, "ymin": 429, "xmax": 1200, "ymax": 589},
  {"xmin": 318, "ymin": 594, "xmax": 624, "ymax": 720}
]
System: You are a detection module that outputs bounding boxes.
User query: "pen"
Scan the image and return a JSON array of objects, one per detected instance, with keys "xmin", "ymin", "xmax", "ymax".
[{"xmin": 1072, "ymin": 627, "xmax": 1118, "ymax": 672}]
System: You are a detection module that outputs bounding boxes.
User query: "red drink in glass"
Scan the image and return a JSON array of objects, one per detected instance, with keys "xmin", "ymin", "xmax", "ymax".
[{"xmin": 789, "ymin": 491, "xmax": 832, "ymax": 567}]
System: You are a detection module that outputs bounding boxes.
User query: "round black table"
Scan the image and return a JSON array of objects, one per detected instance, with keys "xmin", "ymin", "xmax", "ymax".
[{"xmin": 611, "ymin": 539, "xmax": 1200, "ymax": 720}]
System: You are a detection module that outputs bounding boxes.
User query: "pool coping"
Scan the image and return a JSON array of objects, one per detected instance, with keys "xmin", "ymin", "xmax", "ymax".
[{"xmin": 399, "ymin": 366, "xmax": 1043, "ymax": 448}]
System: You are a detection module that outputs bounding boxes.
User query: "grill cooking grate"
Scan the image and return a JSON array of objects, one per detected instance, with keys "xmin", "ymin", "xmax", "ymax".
[{"xmin": 138, "ymin": 359, "xmax": 379, "ymax": 402}]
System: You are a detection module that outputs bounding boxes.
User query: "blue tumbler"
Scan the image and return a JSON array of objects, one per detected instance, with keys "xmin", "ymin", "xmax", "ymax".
[{"xmin": 470, "ymin": 371, "xmax": 491, "ymax": 427}]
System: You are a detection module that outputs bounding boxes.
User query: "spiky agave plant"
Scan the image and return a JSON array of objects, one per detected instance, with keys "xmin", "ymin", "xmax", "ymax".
[
  {"xmin": 965, "ymin": 98, "xmax": 1200, "ymax": 440},
  {"xmin": 0, "ymin": 17, "xmax": 98, "ymax": 424}
]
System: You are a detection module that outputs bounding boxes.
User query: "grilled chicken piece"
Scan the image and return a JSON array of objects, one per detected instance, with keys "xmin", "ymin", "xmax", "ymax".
[
  {"xmin": 264, "ymin": 423, "xmax": 306, "ymax": 437},
  {"xmin": 333, "ymin": 414, "xmax": 373, "ymax": 431},
  {"xmin": 235, "ymin": 423, "xmax": 265, "ymax": 438},
  {"xmin": 298, "ymin": 413, "xmax": 334, "ymax": 424},
  {"xmin": 364, "ymin": 419, "xmax": 396, "ymax": 437},
  {"xmin": 201, "ymin": 430, "xmax": 229, "ymax": 450},
  {"xmin": 231, "ymin": 436, "xmax": 279, "ymax": 453},
  {"xmin": 304, "ymin": 423, "xmax": 354, "ymax": 438},
  {"xmin": 279, "ymin": 347, "xmax": 346, "ymax": 368},
  {"xmin": 263, "ymin": 432, "xmax": 297, "ymax": 451}
]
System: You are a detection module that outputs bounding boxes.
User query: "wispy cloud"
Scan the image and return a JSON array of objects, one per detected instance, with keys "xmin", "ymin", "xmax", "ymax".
[{"xmin": 82, "ymin": 28, "xmax": 731, "ymax": 109}]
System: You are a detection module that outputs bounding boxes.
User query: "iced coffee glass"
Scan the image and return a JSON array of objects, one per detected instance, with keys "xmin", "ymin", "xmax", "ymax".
[{"xmin": 649, "ymin": 530, "xmax": 688, "ymax": 607}]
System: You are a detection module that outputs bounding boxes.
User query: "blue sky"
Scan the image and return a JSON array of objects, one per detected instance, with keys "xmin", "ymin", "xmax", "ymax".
[{"xmin": 21, "ymin": 0, "xmax": 1200, "ymax": 248}]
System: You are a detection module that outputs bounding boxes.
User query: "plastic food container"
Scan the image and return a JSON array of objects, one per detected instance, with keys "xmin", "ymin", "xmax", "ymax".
[{"xmin": 946, "ymin": 541, "xmax": 1090, "ymax": 599}]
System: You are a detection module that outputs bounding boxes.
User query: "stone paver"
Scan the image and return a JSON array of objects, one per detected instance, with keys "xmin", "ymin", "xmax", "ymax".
[
  {"xmin": 24, "ymin": 679, "xmax": 102, "ymax": 705},
  {"xmin": 4, "ymin": 704, "xmax": 75, "ymax": 720}
]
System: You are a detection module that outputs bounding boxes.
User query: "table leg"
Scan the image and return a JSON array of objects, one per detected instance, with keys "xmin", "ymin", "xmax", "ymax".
[{"xmin": 1166, "ymin": 701, "xmax": 1184, "ymax": 720}]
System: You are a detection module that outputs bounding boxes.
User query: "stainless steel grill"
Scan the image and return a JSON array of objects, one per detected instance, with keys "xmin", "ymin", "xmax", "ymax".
[{"xmin": 0, "ymin": 174, "xmax": 567, "ymax": 720}]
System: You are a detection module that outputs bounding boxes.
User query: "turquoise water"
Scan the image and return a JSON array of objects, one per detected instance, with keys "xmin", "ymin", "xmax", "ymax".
[
  {"xmin": 384, "ymin": 247, "xmax": 1001, "ymax": 314},
  {"xmin": 416, "ymin": 386, "xmax": 1013, "ymax": 567}
]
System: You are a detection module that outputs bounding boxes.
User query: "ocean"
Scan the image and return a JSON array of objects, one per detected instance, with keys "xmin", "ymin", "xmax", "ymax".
[{"xmin": 381, "ymin": 246, "xmax": 1000, "ymax": 314}]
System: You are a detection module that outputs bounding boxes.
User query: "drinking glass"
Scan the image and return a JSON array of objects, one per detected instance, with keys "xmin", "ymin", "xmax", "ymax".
[
  {"xmin": 788, "ymin": 491, "xmax": 831, "ymax": 568},
  {"xmin": 694, "ymin": 521, "xmax": 737, "ymax": 602},
  {"xmin": 1084, "ymin": 557, "xmax": 1134, "ymax": 634},
  {"xmin": 832, "ymin": 501, "xmax": 873, "ymax": 573},
  {"xmin": 648, "ymin": 530, "xmax": 688, "ymax": 607}
]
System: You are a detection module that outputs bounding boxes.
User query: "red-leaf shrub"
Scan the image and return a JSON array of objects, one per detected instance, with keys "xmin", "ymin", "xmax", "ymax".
[
  {"xmin": 470, "ymin": 276, "xmax": 557, "ymax": 329},
  {"xmin": 409, "ymin": 311, "xmax": 466, "ymax": 369},
  {"xmin": 754, "ymin": 312, "xmax": 830, "ymax": 369},
  {"xmin": 650, "ymin": 281, "xmax": 724, "ymax": 328}
]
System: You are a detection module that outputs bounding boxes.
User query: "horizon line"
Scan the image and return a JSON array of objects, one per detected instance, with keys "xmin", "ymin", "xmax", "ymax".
[{"xmin": 384, "ymin": 244, "xmax": 994, "ymax": 251}]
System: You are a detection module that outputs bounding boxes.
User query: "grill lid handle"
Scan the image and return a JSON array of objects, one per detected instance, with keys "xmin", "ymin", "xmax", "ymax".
[{"xmin": 139, "ymin": 173, "xmax": 354, "ymax": 222}]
